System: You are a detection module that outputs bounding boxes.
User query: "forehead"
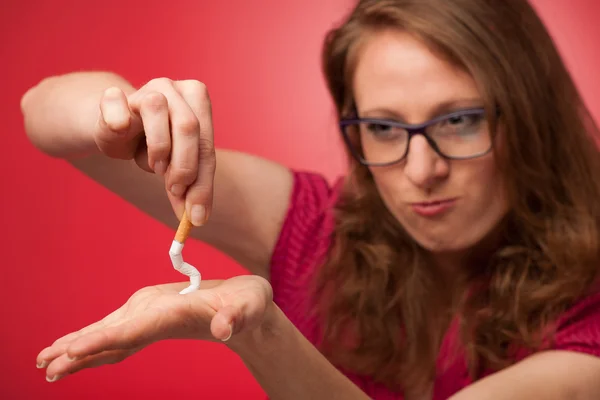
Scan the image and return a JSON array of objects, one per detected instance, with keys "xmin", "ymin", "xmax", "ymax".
[{"xmin": 352, "ymin": 29, "xmax": 482, "ymax": 122}]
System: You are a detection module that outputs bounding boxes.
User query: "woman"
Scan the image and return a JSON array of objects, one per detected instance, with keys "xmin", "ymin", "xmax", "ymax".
[{"xmin": 21, "ymin": 0, "xmax": 600, "ymax": 399}]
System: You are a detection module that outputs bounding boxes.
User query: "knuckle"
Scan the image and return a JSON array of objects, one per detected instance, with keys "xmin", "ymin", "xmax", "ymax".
[
  {"xmin": 180, "ymin": 80, "xmax": 211, "ymax": 106},
  {"xmin": 147, "ymin": 141, "xmax": 170, "ymax": 157},
  {"xmin": 198, "ymin": 137, "xmax": 216, "ymax": 159},
  {"xmin": 140, "ymin": 91, "xmax": 168, "ymax": 112},
  {"xmin": 174, "ymin": 116, "xmax": 200, "ymax": 136},
  {"xmin": 170, "ymin": 166, "xmax": 196, "ymax": 183},
  {"xmin": 187, "ymin": 177, "xmax": 212, "ymax": 193},
  {"xmin": 148, "ymin": 77, "xmax": 172, "ymax": 87},
  {"xmin": 181, "ymin": 80, "xmax": 208, "ymax": 96},
  {"xmin": 253, "ymin": 275, "xmax": 270, "ymax": 287}
]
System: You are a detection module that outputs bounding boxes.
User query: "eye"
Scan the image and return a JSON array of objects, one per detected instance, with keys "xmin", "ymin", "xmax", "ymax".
[
  {"xmin": 446, "ymin": 113, "xmax": 483, "ymax": 127},
  {"xmin": 366, "ymin": 123, "xmax": 392, "ymax": 134},
  {"xmin": 437, "ymin": 113, "xmax": 485, "ymax": 136},
  {"xmin": 363, "ymin": 122, "xmax": 404, "ymax": 141}
]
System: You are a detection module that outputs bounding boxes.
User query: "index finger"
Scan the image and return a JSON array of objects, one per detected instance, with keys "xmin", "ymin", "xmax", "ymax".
[{"xmin": 174, "ymin": 80, "xmax": 216, "ymax": 226}]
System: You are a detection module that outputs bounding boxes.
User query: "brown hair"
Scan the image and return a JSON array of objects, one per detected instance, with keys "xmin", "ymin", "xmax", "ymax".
[{"xmin": 314, "ymin": 0, "xmax": 600, "ymax": 392}]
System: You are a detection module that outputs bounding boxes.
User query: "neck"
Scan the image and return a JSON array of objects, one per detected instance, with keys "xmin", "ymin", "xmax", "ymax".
[
  {"xmin": 428, "ymin": 251, "xmax": 466, "ymax": 289},
  {"xmin": 427, "ymin": 227, "xmax": 505, "ymax": 293}
]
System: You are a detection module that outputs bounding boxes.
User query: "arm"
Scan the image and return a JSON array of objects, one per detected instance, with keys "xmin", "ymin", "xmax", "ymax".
[
  {"xmin": 453, "ymin": 289, "xmax": 600, "ymax": 400},
  {"xmin": 20, "ymin": 72, "xmax": 293, "ymax": 277},
  {"xmin": 229, "ymin": 304, "xmax": 371, "ymax": 400},
  {"xmin": 450, "ymin": 351, "xmax": 600, "ymax": 400}
]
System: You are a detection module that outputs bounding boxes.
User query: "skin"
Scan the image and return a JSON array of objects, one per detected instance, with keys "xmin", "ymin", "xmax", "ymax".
[
  {"xmin": 21, "ymin": 27, "xmax": 600, "ymax": 399},
  {"xmin": 353, "ymin": 29, "xmax": 509, "ymax": 276}
]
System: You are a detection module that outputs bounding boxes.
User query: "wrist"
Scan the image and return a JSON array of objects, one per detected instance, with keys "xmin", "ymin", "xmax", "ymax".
[
  {"xmin": 226, "ymin": 301, "xmax": 287, "ymax": 358},
  {"xmin": 22, "ymin": 72, "xmax": 131, "ymax": 159}
]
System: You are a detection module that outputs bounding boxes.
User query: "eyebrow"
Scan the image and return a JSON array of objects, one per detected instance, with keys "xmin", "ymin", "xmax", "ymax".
[{"xmin": 360, "ymin": 98, "xmax": 485, "ymax": 122}]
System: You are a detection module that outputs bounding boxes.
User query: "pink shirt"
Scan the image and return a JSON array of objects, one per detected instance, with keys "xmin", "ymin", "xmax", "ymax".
[{"xmin": 269, "ymin": 171, "xmax": 600, "ymax": 399}]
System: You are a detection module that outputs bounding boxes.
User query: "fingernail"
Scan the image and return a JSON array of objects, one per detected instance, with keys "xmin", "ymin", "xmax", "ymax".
[
  {"xmin": 102, "ymin": 88, "xmax": 128, "ymax": 131},
  {"xmin": 154, "ymin": 160, "xmax": 167, "ymax": 176},
  {"xmin": 36, "ymin": 360, "xmax": 48, "ymax": 369},
  {"xmin": 67, "ymin": 355, "xmax": 80, "ymax": 362},
  {"xmin": 104, "ymin": 86, "xmax": 122, "ymax": 99},
  {"xmin": 46, "ymin": 374, "xmax": 63, "ymax": 383},
  {"xmin": 103, "ymin": 103, "xmax": 122, "ymax": 126},
  {"xmin": 191, "ymin": 205, "xmax": 206, "ymax": 226},
  {"xmin": 170, "ymin": 184, "xmax": 185, "ymax": 197},
  {"xmin": 221, "ymin": 323, "xmax": 233, "ymax": 342}
]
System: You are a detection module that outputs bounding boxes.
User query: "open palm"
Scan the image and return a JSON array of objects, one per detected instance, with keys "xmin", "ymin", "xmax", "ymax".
[{"xmin": 36, "ymin": 275, "xmax": 273, "ymax": 382}]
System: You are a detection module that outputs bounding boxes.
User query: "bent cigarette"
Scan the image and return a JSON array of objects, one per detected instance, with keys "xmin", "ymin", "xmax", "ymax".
[{"xmin": 169, "ymin": 211, "xmax": 201, "ymax": 295}]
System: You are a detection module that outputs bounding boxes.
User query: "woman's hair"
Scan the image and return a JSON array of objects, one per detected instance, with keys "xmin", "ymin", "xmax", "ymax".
[{"xmin": 314, "ymin": 0, "xmax": 600, "ymax": 392}]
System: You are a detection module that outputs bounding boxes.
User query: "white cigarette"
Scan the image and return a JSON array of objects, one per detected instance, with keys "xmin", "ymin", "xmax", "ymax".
[{"xmin": 171, "ymin": 211, "xmax": 201, "ymax": 294}]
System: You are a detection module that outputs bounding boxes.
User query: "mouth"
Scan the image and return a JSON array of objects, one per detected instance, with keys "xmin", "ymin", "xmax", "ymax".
[{"xmin": 410, "ymin": 198, "xmax": 457, "ymax": 217}]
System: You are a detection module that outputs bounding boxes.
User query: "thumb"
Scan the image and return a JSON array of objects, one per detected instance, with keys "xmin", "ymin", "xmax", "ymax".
[
  {"xmin": 96, "ymin": 87, "xmax": 144, "ymax": 159},
  {"xmin": 210, "ymin": 305, "xmax": 237, "ymax": 342},
  {"xmin": 210, "ymin": 291, "xmax": 270, "ymax": 342}
]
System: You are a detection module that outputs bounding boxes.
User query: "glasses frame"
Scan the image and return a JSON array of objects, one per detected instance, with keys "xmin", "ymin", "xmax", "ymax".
[{"xmin": 339, "ymin": 107, "xmax": 495, "ymax": 167}]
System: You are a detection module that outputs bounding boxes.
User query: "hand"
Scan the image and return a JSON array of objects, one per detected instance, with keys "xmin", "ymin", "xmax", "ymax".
[
  {"xmin": 94, "ymin": 78, "xmax": 215, "ymax": 226},
  {"xmin": 36, "ymin": 276, "xmax": 273, "ymax": 382}
]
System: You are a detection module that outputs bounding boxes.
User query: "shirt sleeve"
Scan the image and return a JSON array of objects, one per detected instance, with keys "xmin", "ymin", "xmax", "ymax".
[
  {"xmin": 552, "ymin": 289, "xmax": 600, "ymax": 357},
  {"xmin": 268, "ymin": 170, "xmax": 338, "ymax": 332}
]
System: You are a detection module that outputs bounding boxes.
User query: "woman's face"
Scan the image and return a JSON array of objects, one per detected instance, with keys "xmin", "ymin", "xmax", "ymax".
[{"xmin": 352, "ymin": 29, "xmax": 509, "ymax": 261}]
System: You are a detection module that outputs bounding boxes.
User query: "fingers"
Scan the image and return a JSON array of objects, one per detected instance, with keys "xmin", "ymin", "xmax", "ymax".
[
  {"xmin": 95, "ymin": 78, "xmax": 216, "ymax": 228},
  {"xmin": 123, "ymin": 78, "xmax": 215, "ymax": 226},
  {"xmin": 37, "ymin": 313, "xmax": 162, "ymax": 382},
  {"xmin": 37, "ymin": 318, "xmax": 110, "ymax": 367},
  {"xmin": 43, "ymin": 348, "xmax": 138, "ymax": 382},
  {"xmin": 174, "ymin": 80, "xmax": 215, "ymax": 226},
  {"xmin": 36, "ymin": 307, "xmax": 157, "ymax": 368},
  {"xmin": 37, "ymin": 341, "xmax": 70, "ymax": 370},
  {"xmin": 138, "ymin": 91, "xmax": 170, "ymax": 175},
  {"xmin": 129, "ymin": 79, "xmax": 201, "ymax": 199},
  {"xmin": 65, "ymin": 309, "xmax": 165, "ymax": 360}
]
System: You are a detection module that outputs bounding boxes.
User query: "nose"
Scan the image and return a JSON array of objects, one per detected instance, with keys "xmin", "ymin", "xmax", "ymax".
[{"xmin": 403, "ymin": 134, "xmax": 449, "ymax": 189}]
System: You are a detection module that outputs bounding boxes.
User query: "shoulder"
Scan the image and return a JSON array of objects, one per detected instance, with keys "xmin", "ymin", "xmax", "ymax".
[
  {"xmin": 268, "ymin": 170, "xmax": 344, "ymax": 322},
  {"xmin": 551, "ymin": 284, "xmax": 600, "ymax": 356},
  {"xmin": 448, "ymin": 288, "xmax": 600, "ymax": 399},
  {"xmin": 506, "ymin": 285, "xmax": 600, "ymax": 361},
  {"xmin": 269, "ymin": 170, "xmax": 344, "ymax": 284}
]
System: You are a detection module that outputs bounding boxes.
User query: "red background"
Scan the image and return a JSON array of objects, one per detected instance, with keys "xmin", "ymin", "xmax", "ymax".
[{"xmin": 1, "ymin": 1, "xmax": 599, "ymax": 399}]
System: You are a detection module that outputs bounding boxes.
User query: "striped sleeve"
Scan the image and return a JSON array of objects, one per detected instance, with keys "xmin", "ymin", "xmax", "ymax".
[
  {"xmin": 552, "ymin": 290, "xmax": 600, "ymax": 357},
  {"xmin": 268, "ymin": 170, "xmax": 336, "ymax": 327}
]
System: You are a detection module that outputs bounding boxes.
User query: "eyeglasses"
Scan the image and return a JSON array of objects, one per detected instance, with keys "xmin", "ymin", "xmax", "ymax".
[{"xmin": 339, "ymin": 108, "xmax": 494, "ymax": 167}]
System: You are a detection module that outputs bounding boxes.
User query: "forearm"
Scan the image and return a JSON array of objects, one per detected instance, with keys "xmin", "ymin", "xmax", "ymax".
[
  {"xmin": 20, "ymin": 71, "xmax": 135, "ymax": 158},
  {"xmin": 448, "ymin": 351, "xmax": 600, "ymax": 400},
  {"xmin": 229, "ymin": 305, "xmax": 370, "ymax": 400}
]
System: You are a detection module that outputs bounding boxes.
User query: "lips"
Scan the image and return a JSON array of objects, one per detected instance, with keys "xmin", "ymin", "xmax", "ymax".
[{"xmin": 410, "ymin": 198, "xmax": 457, "ymax": 217}]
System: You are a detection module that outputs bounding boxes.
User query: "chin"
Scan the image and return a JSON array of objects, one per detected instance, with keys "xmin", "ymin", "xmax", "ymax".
[
  {"xmin": 404, "ymin": 225, "xmax": 480, "ymax": 254},
  {"xmin": 415, "ymin": 237, "xmax": 471, "ymax": 253},
  {"xmin": 409, "ymin": 224, "xmax": 503, "ymax": 265}
]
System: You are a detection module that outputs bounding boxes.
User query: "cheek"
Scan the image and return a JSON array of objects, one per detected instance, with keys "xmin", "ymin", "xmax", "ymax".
[
  {"xmin": 369, "ymin": 167, "xmax": 403, "ymax": 208},
  {"xmin": 466, "ymin": 170, "xmax": 508, "ymax": 231},
  {"xmin": 446, "ymin": 159, "xmax": 510, "ymax": 247},
  {"xmin": 468, "ymin": 158, "xmax": 508, "ymax": 215}
]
